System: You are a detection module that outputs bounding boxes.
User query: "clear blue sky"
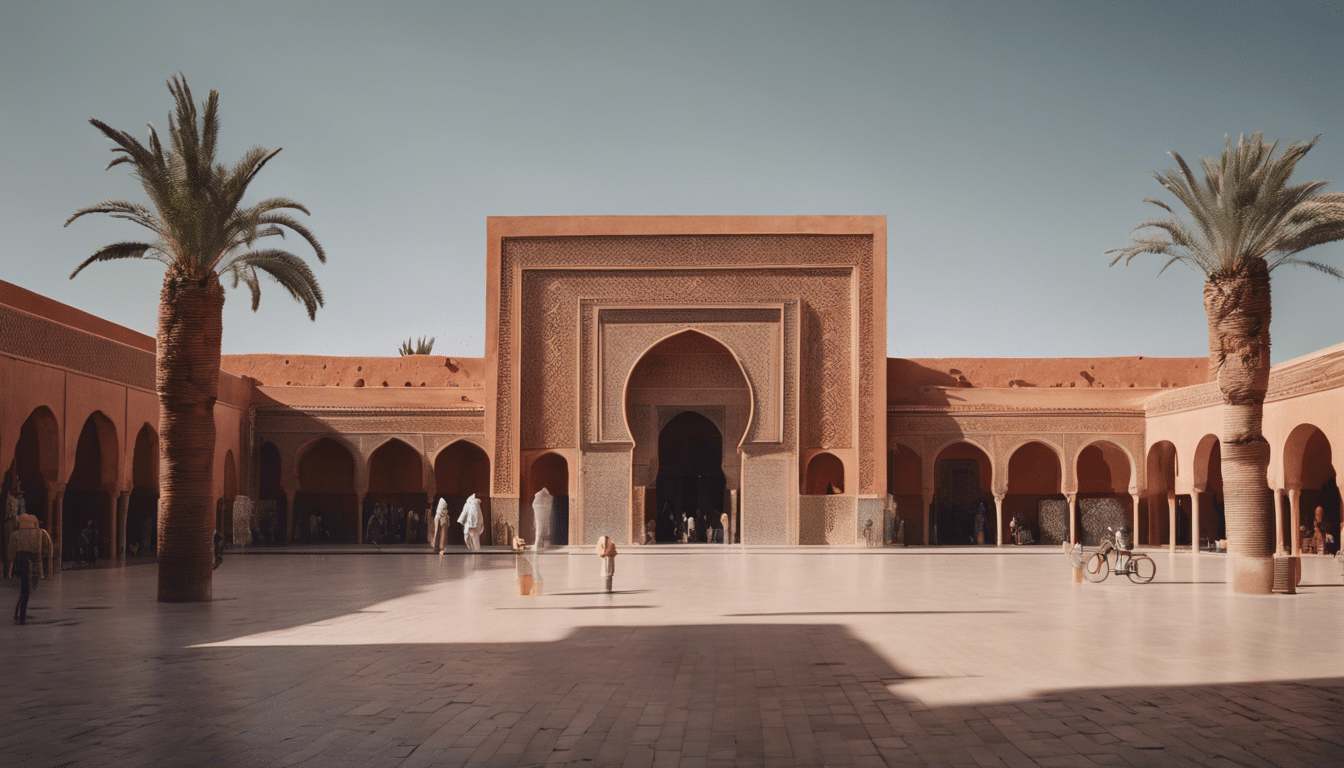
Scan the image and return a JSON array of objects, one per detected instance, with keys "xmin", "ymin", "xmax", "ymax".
[{"xmin": 3, "ymin": 0, "xmax": 1343, "ymax": 362}]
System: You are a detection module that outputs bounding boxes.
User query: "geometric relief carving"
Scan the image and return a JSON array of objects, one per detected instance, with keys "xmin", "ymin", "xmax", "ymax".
[
  {"xmin": 580, "ymin": 451, "xmax": 630, "ymax": 545},
  {"xmin": 595, "ymin": 309, "xmax": 782, "ymax": 444},
  {"xmin": 523, "ymin": 269, "xmax": 848, "ymax": 453},
  {"xmin": 742, "ymin": 455, "xmax": 790, "ymax": 545},
  {"xmin": 889, "ymin": 412, "xmax": 1146, "ymax": 437},
  {"xmin": 0, "ymin": 304, "xmax": 156, "ymax": 391},
  {"xmin": 800, "ymin": 495, "xmax": 858, "ymax": 545},
  {"xmin": 501, "ymin": 233, "xmax": 879, "ymax": 496}
]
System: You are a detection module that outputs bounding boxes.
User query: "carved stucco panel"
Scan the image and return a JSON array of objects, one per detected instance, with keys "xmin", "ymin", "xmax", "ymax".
[
  {"xmin": 598, "ymin": 320, "xmax": 779, "ymax": 444},
  {"xmin": 741, "ymin": 455, "xmax": 791, "ymax": 545},
  {"xmin": 500, "ymin": 234, "xmax": 877, "ymax": 495},
  {"xmin": 581, "ymin": 450, "xmax": 631, "ymax": 545},
  {"xmin": 525, "ymin": 270, "xmax": 840, "ymax": 452}
]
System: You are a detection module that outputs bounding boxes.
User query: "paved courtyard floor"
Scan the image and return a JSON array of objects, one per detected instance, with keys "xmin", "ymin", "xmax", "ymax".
[{"xmin": 4, "ymin": 547, "xmax": 1344, "ymax": 767}]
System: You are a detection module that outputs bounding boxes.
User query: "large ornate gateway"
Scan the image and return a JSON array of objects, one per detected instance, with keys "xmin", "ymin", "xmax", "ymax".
[{"xmin": 484, "ymin": 216, "xmax": 888, "ymax": 546}]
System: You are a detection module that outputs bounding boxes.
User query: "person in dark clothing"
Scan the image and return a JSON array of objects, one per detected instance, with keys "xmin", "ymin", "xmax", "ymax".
[{"xmin": 7, "ymin": 520, "xmax": 52, "ymax": 625}]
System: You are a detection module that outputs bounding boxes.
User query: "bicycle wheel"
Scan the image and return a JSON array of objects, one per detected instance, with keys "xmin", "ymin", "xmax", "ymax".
[
  {"xmin": 1127, "ymin": 555, "xmax": 1155, "ymax": 583},
  {"xmin": 1084, "ymin": 552, "xmax": 1110, "ymax": 582}
]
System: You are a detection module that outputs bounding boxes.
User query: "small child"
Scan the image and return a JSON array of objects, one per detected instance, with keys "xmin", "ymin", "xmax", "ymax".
[{"xmin": 596, "ymin": 535, "xmax": 617, "ymax": 592}]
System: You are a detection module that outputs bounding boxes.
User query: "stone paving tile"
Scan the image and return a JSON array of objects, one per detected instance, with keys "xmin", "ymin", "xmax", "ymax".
[{"xmin": 4, "ymin": 551, "xmax": 1344, "ymax": 766}]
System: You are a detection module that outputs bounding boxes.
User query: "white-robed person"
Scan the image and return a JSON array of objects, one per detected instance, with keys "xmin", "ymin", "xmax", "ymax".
[
  {"xmin": 458, "ymin": 494, "xmax": 484, "ymax": 551},
  {"xmin": 432, "ymin": 497, "xmax": 452, "ymax": 554}
]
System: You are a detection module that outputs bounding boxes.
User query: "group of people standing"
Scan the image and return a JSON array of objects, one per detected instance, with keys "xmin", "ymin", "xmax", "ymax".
[{"xmin": 364, "ymin": 503, "xmax": 416, "ymax": 545}]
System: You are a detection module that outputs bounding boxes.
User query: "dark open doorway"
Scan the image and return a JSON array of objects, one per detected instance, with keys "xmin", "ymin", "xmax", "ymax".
[{"xmin": 655, "ymin": 411, "xmax": 725, "ymax": 543}]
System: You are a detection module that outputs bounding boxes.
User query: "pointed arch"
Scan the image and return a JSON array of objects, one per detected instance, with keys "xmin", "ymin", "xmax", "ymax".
[
  {"xmin": 434, "ymin": 439, "xmax": 492, "ymax": 546},
  {"xmin": 621, "ymin": 328, "xmax": 755, "ymax": 450}
]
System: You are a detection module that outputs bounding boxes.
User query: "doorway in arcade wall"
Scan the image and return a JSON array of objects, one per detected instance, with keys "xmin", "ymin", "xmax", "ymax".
[{"xmin": 655, "ymin": 411, "xmax": 725, "ymax": 543}]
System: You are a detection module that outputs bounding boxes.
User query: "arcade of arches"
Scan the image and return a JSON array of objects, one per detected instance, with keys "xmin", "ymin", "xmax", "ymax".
[{"xmin": 4, "ymin": 219, "xmax": 1344, "ymax": 579}]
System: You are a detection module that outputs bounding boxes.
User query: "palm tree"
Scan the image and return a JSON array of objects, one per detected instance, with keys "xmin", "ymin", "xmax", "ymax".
[
  {"xmin": 1108, "ymin": 132, "xmax": 1344, "ymax": 593},
  {"xmin": 67, "ymin": 75, "xmax": 325, "ymax": 602},
  {"xmin": 398, "ymin": 336, "xmax": 435, "ymax": 356}
]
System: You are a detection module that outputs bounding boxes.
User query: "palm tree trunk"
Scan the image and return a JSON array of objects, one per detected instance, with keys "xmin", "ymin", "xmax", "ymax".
[
  {"xmin": 1203, "ymin": 261, "xmax": 1273, "ymax": 594},
  {"xmin": 156, "ymin": 271, "xmax": 224, "ymax": 602}
]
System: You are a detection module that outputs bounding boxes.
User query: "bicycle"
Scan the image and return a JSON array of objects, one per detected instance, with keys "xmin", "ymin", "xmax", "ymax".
[{"xmin": 1083, "ymin": 526, "xmax": 1154, "ymax": 583}]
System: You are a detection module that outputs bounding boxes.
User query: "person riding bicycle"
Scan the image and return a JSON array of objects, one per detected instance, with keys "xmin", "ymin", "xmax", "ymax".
[{"xmin": 1114, "ymin": 525, "xmax": 1133, "ymax": 570}]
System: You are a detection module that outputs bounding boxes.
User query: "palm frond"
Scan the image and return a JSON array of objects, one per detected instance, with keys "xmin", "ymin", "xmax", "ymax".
[
  {"xmin": 69, "ymin": 241, "xmax": 160, "ymax": 278},
  {"xmin": 226, "ymin": 248, "xmax": 324, "ymax": 320}
]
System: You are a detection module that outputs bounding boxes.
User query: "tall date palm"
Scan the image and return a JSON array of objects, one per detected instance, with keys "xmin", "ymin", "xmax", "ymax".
[
  {"xmin": 1108, "ymin": 132, "xmax": 1344, "ymax": 593},
  {"xmin": 67, "ymin": 76, "xmax": 325, "ymax": 601}
]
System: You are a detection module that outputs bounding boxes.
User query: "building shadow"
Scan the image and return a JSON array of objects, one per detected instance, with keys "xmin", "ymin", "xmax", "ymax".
[{"xmin": 5, "ymin": 621, "xmax": 1342, "ymax": 766}]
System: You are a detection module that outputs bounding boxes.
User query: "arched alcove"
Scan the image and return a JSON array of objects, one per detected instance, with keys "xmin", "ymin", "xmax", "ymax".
[
  {"xmin": 435, "ymin": 441, "xmax": 492, "ymax": 546},
  {"xmin": 525, "ymin": 452, "xmax": 570, "ymax": 546},
  {"xmin": 128, "ymin": 424, "xmax": 159, "ymax": 557},
  {"xmin": 9, "ymin": 406, "xmax": 58, "ymax": 535},
  {"xmin": 888, "ymin": 443, "xmax": 923, "ymax": 544},
  {"xmin": 625, "ymin": 330, "xmax": 748, "ymax": 544},
  {"xmin": 932, "ymin": 442, "xmax": 992, "ymax": 546},
  {"xmin": 1074, "ymin": 440, "xmax": 1133, "ymax": 547},
  {"xmin": 366, "ymin": 439, "xmax": 425, "ymax": 544},
  {"xmin": 296, "ymin": 438, "xmax": 358, "ymax": 543},
  {"xmin": 1284, "ymin": 424, "xmax": 1337, "ymax": 554},
  {"xmin": 1145, "ymin": 441, "xmax": 1178, "ymax": 546},
  {"xmin": 64, "ymin": 412, "xmax": 118, "ymax": 563},
  {"xmin": 1193, "ymin": 435, "xmax": 1225, "ymax": 549},
  {"xmin": 654, "ymin": 411, "xmax": 725, "ymax": 543},
  {"xmin": 1005, "ymin": 441, "xmax": 1063, "ymax": 546},
  {"xmin": 803, "ymin": 452, "xmax": 844, "ymax": 495}
]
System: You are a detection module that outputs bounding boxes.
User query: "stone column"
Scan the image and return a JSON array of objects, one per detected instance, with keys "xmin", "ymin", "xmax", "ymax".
[
  {"xmin": 921, "ymin": 491, "xmax": 933, "ymax": 546},
  {"xmin": 729, "ymin": 489, "xmax": 738, "ymax": 544},
  {"xmin": 993, "ymin": 492, "xmax": 1005, "ymax": 547},
  {"xmin": 355, "ymin": 492, "xmax": 365, "ymax": 545},
  {"xmin": 1130, "ymin": 492, "xmax": 1141, "ymax": 546},
  {"xmin": 284, "ymin": 499, "xmax": 295, "ymax": 544},
  {"xmin": 1190, "ymin": 492, "xmax": 1202, "ymax": 555},
  {"xmin": 49, "ymin": 483, "xmax": 64, "ymax": 573},
  {"xmin": 1168, "ymin": 492, "xmax": 1177, "ymax": 553},
  {"xmin": 116, "ymin": 490, "xmax": 130, "ymax": 564},
  {"xmin": 1273, "ymin": 490, "xmax": 1284, "ymax": 554},
  {"xmin": 1289, "ymin": 488, "xmax": 1302, "ymax": 557},
  {"xmin": 1066, "ymin": 493, "xmax": 1077, "ymax": 545}
]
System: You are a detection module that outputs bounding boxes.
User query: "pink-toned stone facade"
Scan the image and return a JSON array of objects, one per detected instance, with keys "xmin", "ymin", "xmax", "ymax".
[{"xmin": 2, "ymin": 215, "xmax": 1340, "ymax": 558}]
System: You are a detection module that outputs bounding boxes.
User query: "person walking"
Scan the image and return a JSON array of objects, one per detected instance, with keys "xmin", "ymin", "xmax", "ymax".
[
  {"xmin": 433, "ymin": 497, "xmax": 452, "ymax": 554},
  {"xmin": 6, "ymin": 515, "xmax": 53, "ymax": 624},
  {"xmin": 596, "ymin": 535, "xmax": 618, "ymax": 592},
  {"xmin": 458, "ymin": 494, "xmax": 484, "ymax": 551}
]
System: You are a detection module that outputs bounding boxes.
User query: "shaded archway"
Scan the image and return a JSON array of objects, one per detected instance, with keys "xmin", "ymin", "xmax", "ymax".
[
  {"xmin": 803, "ymin": 453, "xmax": 844, "ymax": 495},
  {"xmin": 1075, "ymin": 440, "xmax": 1133, "ymax": 547},
  {"xmin": 256, "ymin": 442, "xmax": 285, "ymax": 541},
  {"xmin": 888, "ymin": 444, "xmax": 923, "ymax": 544},
  {"xmin": 1284, "ymin": 424, "xmax": 1337, "ymax": 555},
  {"xmin": 625, "ymin": 330, "xmax": 749, "ymax": 545},
  {"xmin": 434, "ymin": 441, "xmax": 491, "ymax": 546},
  {"xmin": 8, "ymin": 406, "xmax": 58, "ymax": 536},
  {"xmin": 932, "ymin": 442, "xmax": 992, "ymax": 546},
  {"xmin": 366, "ymin": 439, "xmax": 425, "ymax": 544},
  {"xmin": 1145, "ymin": 441, "xmax": 1178, "ymax": 547},
  {"xmin": 1005, "ymin": 441, "xmax": 1063, "ymax": 546},
  {"xmin": 524, "ymin": 452, "xmax": 569, "ymax": 546},
  {"xmin": 655, "ymin": 411, "xmax": 725, "ymax": 543},
  {"xmin": 215, "ymin": 450, "xmax": 237, "ymax": 543},
  {"xmin": 295, "ymin": 438, "xmax": 358, "ymax": 544},
  {"xmin": 64, "ymin": 412, "xmax": 118, "ymax": 563},
  {"xmin": 1192, "ymin": 435, "xmax": 1225, "ymax": 550},
  {"xmin": 128, "ymin": 424, "xmax": 159, "ymax": 558}
]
